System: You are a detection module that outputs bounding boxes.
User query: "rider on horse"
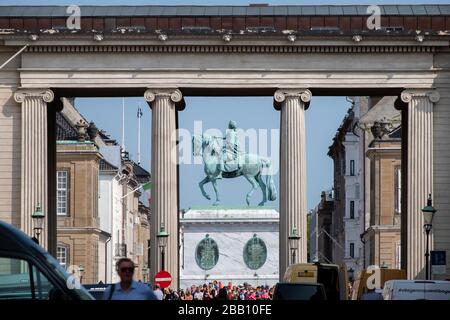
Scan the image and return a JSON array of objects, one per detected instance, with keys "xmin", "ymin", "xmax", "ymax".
[{"xmin": 219, "ymin": 120, "xmax": 241, "ymax": 177}]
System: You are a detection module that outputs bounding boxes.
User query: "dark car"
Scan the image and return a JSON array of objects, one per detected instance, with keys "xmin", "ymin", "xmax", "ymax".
[
  {"xmin": 272, "ymin": 282, "xmax": 328, "ymax": 300},
  {"xmin": 0, "ymin": 221, "xmax": 94, "ymax": 300}
]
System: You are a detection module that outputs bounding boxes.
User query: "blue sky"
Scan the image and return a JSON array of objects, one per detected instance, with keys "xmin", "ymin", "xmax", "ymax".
[
  {"xmin": 76, "ymin": 96, "xmax": 349, "ymax": 211},
  {"xmin": 10, "ymin": 0, "xmax": 447, "ymax": 210}
]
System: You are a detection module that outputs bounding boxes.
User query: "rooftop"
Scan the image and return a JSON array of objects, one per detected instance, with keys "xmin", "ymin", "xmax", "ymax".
[{"xmin": 0, "ymin": 5, "xmax": 449, "ymax": 17}]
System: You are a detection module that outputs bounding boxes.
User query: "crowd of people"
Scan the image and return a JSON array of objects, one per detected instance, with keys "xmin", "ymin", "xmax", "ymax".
[
  {"xmin": 103, "ymin": 258, "xmax": 275, "ymax": 300},
  {"xmin": 153, "ymin": 281, "xmax": 275, "ymax": 300}
]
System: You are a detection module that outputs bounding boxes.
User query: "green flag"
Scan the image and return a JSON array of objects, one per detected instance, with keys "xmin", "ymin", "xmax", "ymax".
[{"xmin": 142, "ymin": 181, "xmax": 151, "ymax": 191}]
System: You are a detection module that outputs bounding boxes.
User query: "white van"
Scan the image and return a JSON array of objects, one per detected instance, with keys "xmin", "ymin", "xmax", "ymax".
[{"xmin": 382, "ymin": 280, "xmax": 450, "ymax": 300}]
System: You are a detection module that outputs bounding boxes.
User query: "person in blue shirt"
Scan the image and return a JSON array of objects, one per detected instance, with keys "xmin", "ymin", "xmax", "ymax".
[{"xmin": 103, "ymin": 258, "xmax": 157, "ymax": 300}]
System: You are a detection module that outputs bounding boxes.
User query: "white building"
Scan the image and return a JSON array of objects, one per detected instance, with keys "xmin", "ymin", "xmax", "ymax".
[
  {"xmin": 98, "ymin": 145, "xmax": 125, "ymax": 283},
  {"xmin": 342, "ymin": 99, "xmax": 363, "ymax": 276}
]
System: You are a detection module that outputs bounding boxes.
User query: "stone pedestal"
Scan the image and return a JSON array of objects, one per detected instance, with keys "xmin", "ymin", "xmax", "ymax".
[{"xmin": 180, "ymin": 208, "xmax": 279, "ymax": 289}]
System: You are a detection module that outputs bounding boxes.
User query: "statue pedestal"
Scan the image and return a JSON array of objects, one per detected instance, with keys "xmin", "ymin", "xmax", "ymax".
[{"xmin": 179, "ymin": 207, "xmax": 279, "ymax": 289}]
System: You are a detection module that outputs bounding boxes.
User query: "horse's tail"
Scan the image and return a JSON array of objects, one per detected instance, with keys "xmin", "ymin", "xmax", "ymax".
[{"xmin": 262, "ymin": 158, "xmax": 277, "ymax": 201}]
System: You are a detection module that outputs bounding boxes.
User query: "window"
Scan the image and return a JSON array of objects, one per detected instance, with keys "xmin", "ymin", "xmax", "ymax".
[
  {"xmin": 395, "ymin": 167, "xmax": 401, "ymax": 213},
  {"xmin": 0, "ymin": 257, "xmax": 56, "ymax": 300},
  {"xmin": 350, "ymin": 160, "xmax": 355, "ymax": 176},
  {"xmin": 350, "ymin": 201, "xmax": 355, "ymax": 219},
  {"xmin": 349, "ymin": 243, "xmax": 355, "ymax": 258},
  {"xmin": 57, "ymin": 171, "xmax": 69, "ymax": 216},
  {"xmin": 56, "ymin": 246, "xmax": 69, "ymax": 269}
]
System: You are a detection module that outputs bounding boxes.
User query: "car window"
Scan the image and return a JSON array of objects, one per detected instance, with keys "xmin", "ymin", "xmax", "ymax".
[
  {"xmin": 0, "ymin": 256, "xmax": 65, "ymax": 300},
  {"xmin": 31, "ymin": 264, "xmax": 57, "ymax": 300},
  {"xmin": 0, "ymin": 257, "xmax": 33, "ymax": 300}
]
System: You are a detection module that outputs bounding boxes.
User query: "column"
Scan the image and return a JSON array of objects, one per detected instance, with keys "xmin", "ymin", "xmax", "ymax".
[
  {"xmin": 14, "ymin": 89, "xmax": 54, "ymax": 250},
  {"xmin": 274, "ymin": 88, "xmax": 311, "ymax": 278},
  {"xmin": 399, "ymin": 89, "xmax": 440, "ymax": 279},
  {"xmin": 145, "ymin": 88, "xmax": 183, "ymax": 289}
]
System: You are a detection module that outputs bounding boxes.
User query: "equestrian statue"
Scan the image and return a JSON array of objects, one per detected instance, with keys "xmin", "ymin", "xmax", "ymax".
[{"xmin": 192, "ymin": 120, "xmax": 277, "ymax": 206}]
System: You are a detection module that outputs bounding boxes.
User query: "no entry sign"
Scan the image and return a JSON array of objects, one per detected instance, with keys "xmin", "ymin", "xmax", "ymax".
[{"xmin": 155, "ymin": 270, "xmax": 172, "ymax": 289}]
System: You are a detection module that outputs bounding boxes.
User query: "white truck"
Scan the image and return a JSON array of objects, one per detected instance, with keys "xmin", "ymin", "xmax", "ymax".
[{"xmin": 382, "ymin": 280, "xmax": 450, "ymax": 300}]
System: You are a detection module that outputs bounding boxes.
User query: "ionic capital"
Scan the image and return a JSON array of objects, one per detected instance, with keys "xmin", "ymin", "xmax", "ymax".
[
  {"xmin": 400, "ymin": 89, "xmax": 440, "ymax": 104},
  {"xmin": 273, "ymin": 89, "xmax": 312, "ymax": 110},
  {"xmin": 14, "ymin": 89, "xmax": 54, "ymax": 104},
  {"xmin": 144, "ymin": 88, "xmax": 182, "ymax": 102},
  {"xmin": 144, "ymin": 88, "xmax": 185, "ymax": 110}
]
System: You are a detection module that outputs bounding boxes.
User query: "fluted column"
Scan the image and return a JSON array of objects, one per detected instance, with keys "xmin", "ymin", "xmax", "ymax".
[
  {"xmin": 400, "ymin": 89, "xmax": 440, "ymax": 279},
  {"xmin": 274, "ymin": 89, "xmax": 311, "ymax": 278},
  {"xmin": 145, "ymin": 88, "xmax": 183, "ymax": 289},
  {"xmin": 14, "ymin": 89, "xmax": 54, "ymax": 250}
]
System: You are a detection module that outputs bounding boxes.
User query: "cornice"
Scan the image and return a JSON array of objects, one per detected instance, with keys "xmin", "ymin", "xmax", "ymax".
[{"xmin": 24, "ymin": 44, "xmax": 438, "ymax": 54}]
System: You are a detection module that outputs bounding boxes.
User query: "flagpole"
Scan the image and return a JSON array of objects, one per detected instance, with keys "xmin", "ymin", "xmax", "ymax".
[
  {"xmin": 121, "ymin": 97, "xmax": 125, "ymax": 152},
  {"xmin": 121, "ymin": 182, "xmax": 150, "ymax": 199},
  {"xmin": 137, "ymin": 103, "xmax": 141, "ymax": 165}
]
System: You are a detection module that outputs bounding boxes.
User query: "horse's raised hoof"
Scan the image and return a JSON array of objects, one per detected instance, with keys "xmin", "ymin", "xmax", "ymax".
[
  {"xmin": 246, "ymin": 198, "xmax": 251, "ymax": 206},
  {"xmin": 258, "ymin": 202, "xmax": 265, "ymax": 207},
  {"xmin": 203, "ymin": 194, "xmax": 211, "ymax": 200}
]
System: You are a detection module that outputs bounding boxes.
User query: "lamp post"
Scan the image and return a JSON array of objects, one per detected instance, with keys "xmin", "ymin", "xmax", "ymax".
[
  {"xmin": 157, "ymin": 224, "xmax": 169, "ymax": 271},
  {"xmin": 348, "ymin": 268, "xmax": 355, "ymax": 282},
  {"xmin": 78, "ymin": 265, "xmax": 85, "ymax": 284},
  {"xmin": 142, "ymin": 267, "xmax": 148, "ymax": 282},
  {"xmin": 422, "ymin": 194, "xmax": 437, "ymax": 280},
  {"xmin": 31, "ymin": 203, "xmax": 45, "ymax": 244},
  {"xmin": 288, "ymin": 226, "xmax": 301, "ymax": 265}
]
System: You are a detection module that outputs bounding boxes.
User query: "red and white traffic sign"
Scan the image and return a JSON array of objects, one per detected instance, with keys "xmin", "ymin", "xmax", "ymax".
[{"xmin": 155, "ymin": 270, "xmax": 172, "ymax": 289}]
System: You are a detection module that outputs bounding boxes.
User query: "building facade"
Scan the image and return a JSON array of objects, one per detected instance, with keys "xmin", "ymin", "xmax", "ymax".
[
  {"xmin": 363, "ymin": 125, "xmax": 402, "ymax": 269},
  {"xmin": 327, "ymin": 96, "xmax": 402, "ymax": 278},
  {"xmin": 55, "ymin": 100, "xmax": 151, "ymax": 284}
]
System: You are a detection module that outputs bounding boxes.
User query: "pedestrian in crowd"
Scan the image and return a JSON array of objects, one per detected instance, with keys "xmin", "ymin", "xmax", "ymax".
[
  {"xmin": 193, "ymin": 286, "xmax": 203, "ymax": 300},
  {"xmin": 203, "ymin": 290, "xmax": 212, "ymax": 300},
  {"xmin": 217, "ymin": 287, "xmax": 228, "ymax": 300},
  {"xmin": 184, "ymin": 289, "xmax": 193, "ymax": 300},
  {"xmin": 164, "ymin": 287, "xmax": 179, "ymax": 300},
  {"xmin": 153, "ymin": 283, "xmax": 164, "ymax": 300},
  {"xmin": 103, "ymin": 258, "xmax": 157, "ymax": 300},
  {"xmin": 347, "ymin": 282, "xmax": 354, "ymax": 299},
  {"xmin": 179, "ymin": 289, "xmax": 185, "ymax": 300}
]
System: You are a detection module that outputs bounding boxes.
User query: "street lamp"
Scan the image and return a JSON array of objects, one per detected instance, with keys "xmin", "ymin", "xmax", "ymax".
[
  {"xmin": 422, "ymin": 194, "xmax": 437, "ymax": 280},
  {"xmin": 142, "ymin": 267, "xmax": 148, "ymax": 282},
  {"xmin": 78, "ymin": 265, "xmax": 85, "ymax": 284},
  {"xmin": 348, "ymin": 268, "xmax": 355, "ymax": 282},
  {"xmin": 157, "ymin": 224, "xmax": 169, "ymax": 271},
  {"xmin": 31, "ymin": 203, "xmax": 45, "ymax": 244},
  {"xmin": 288, "ymin": 226, "xmax": 301, "ymax": 265}
]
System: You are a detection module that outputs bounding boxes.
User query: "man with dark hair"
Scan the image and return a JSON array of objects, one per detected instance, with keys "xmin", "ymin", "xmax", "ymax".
[{"xmin": 102, "ymin": 258, "xmax": 157, "ymax": 300}]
